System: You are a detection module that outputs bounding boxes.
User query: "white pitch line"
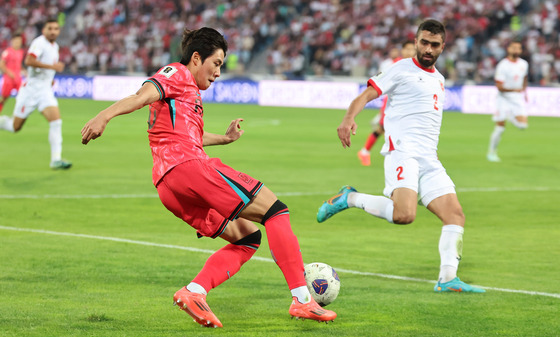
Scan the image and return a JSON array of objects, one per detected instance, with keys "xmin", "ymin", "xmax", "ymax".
[
  {"xmin": 0, "ymin": 186, "xmax": 559, "ymax": 199},
  {"xmin": 1, "ymin": 225, "xmax": 559, "ymax": 299}
]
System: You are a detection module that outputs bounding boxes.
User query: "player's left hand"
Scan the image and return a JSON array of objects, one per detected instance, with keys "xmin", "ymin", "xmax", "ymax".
[
  {"xmin": 224, "ymin": 118, "xmax": 244, "ymax": 143},
  {"xmin": 81, "ymin": 115, "xmax": 108, "ymax": 144}
]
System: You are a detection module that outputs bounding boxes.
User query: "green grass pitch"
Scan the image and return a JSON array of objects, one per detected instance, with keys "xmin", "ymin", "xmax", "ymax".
[{"xmin": 0, "ymin": 98, "xmax": 559, "ymax": 336}]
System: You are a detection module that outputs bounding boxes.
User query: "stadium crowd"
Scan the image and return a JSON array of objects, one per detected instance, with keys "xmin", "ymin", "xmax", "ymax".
[{"xmin": 1, "ymin": 0, "xmax": 559, "ymax": 85}]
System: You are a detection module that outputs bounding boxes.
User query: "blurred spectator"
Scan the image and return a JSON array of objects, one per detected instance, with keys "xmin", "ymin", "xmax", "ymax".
[{"xmin": 1, "ymin": 0, "xmax": 559, "ymax": 85}]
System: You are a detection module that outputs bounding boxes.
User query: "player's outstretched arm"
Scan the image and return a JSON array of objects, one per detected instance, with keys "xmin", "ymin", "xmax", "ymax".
[
  {"xmin": 81, "ymin": 82, "xmax": 160, "ymax": 144},
  {"xmin": 203, "ymin": 118, "xmax": 245, "ymax": 146},
  {"xmin": 338, "ymin": 86, "xmax": 379, "ymax": 148}
]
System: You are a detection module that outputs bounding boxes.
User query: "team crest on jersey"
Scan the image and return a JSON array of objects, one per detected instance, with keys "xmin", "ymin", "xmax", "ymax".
[{"xmin": 158, "ymin": 66, "xmax": 178, "ymax": 78}]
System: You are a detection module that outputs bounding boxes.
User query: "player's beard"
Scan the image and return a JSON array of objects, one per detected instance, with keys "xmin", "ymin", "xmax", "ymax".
[{"xmin": 416, "ymin": 50, "xmax": 437, "ymax": 68}]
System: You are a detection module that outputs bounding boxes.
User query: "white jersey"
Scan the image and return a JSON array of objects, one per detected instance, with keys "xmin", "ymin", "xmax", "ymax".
[
  {"xmin": 368, "ymin": 58, "xmax": 446, "ymax": 156},
  {"xmin": 25, "ymin": 35, "xmax": 59, "ymax": 85},
  {"xmin": 494, "ymin": 57, "xmax": 528, "ymax": 101}
]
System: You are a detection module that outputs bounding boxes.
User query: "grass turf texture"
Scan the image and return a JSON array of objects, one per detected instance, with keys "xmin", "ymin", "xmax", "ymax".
[{"xmin": 0, "ymin": 99, "xmax": 559, "ymax": 336}]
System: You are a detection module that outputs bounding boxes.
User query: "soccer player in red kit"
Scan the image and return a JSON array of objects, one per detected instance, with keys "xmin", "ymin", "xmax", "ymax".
[
  {"xmin": 81, "ymin": 27, "xmax": 336, "ymax": 328},
  {"xmin": 0, "ymin": 34, "xmax": 25, "ymax": 113}
]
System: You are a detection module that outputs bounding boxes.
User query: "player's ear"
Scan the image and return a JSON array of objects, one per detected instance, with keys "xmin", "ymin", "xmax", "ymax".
[{"xmin": 191, "ymin": 52, "xmax": 201, "ymax": 66}]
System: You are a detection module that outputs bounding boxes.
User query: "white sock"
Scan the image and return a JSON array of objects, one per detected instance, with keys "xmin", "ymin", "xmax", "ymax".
[
  {"xmin": 186, "ymin": 282, "xmax": 208, "ymax": 295},
  {"xmin": 49, "ymin": 119, "xmax": 63, "ymax": 163},
  {"xmin": 347, "ymin": 192, "xmax": 394, "ymax": 223},
  {"xmin": 360, "ymin": 148, "xmax": 369, "ymax": 154},
  {"xmin": 438, "ymin": 224, "xmax": 464, "ymax": 283},
  {"xmin": 0, "ymin": 115, "xmax": 14, "ymax": 132},
  {"xmin": 290, "ymin": 285, "xmax": 311, "ymax": 304},
  {"xmin": 488, "ymin": 125, "xmax": 505, "ymax": 154}
]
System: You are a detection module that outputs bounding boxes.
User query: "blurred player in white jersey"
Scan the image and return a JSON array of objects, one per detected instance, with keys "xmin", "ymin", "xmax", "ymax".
[
  {"xmin": 318, "ymin": 19, "xmax": 485, "ymax": 293},
  {"xmin": 358, "ymin": 41, "xmax": 416, "ymax": 166},
  {"xmin": 0, "ymin": 19, "xmax": 71, "ymax": 169},
  {"xmin": 487, "ymin": 40, "xmax": 529, "ymax": 162}
]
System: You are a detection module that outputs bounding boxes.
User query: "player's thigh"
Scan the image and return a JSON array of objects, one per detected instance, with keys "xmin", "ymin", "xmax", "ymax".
[
  {"xmin": 384, "ymin": 152, "xmax": 419, "ymax": 222},
  {"xmin": 166, "ymin": 159, "xmax": 263, "ymax": 222},
  {"xmin": 1, "ymin": 82, "xmax": 12, "ymax": 98},
  {"xmin": 493, "ymin": 96, "xmax": 509, "ymax": 122},
  {"xmin": 391, "ymin": 187, "xmax": 418, "ymax": 223},
  {"xmin": 13, "ymin": 88, "xmax": 38, "ymax": 120},
  {"xmin": 156, "ymin": 176, "xmax": 231, "ymax": 239},
  {"xmin": 383, "ymin": 152, "xmax": 419, "ymax": 199},
  {"xmin": 40, "ymin": 96, "xmax": 60, "ymax": 122},
  {"xmin": 219, "ymin": 218, "xmax": 260, "ymax": 244},
  {"xmin": 426, "ymin": 193, "xmax": 464, "ymax": 226},
  {"xmin": 417, "ymin": 156, "xmax": 456, "ymax": 207},
  {"xmin": 238, "ymin": 185, "xmax": 278, "ymax": 223}
]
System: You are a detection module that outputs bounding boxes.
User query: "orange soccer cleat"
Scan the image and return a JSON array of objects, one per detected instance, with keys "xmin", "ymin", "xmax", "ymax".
[
  {"xmin": 288, "ymin": 296, "xmax": 337, "ymax": 323},
  {"xmin": 357, "ymin": 151, "xmax": 371, "ymax": 166},
  {"xmin": 173, "ymin": 287, "xmax": 223, "ymax": 328}
]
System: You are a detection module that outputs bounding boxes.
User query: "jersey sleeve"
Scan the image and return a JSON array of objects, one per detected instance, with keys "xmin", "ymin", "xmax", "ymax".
[
  {"xmin": 367, "ymin": 63, "xmax": 400, "ymax": 96},
  {"xmin": 27, "ymin": 39, "xmax": 43, "ymax": 58},
  {"xmin": 1, "ymin": 50, "xmax": 8, "ymax": 61},
  {"xmin": 494, "ymin": 61, "xmax": 505, "ymax": 82},
  {"xmin": 144, "ymin": 65, "xmax": 186, "ymax": 100}
]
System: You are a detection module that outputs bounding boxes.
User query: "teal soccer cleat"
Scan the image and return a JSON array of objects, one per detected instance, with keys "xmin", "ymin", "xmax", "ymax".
[
  {"xmin": 317, "ymin": 186, "xmax": 357, "ymax": 223},
  {"xmin": 434, "ymin": 277, "xmax": 486, "ymax": 293},
  {"xmin": 50, "ymin": 159, "xmax": 72, "ymax": 170}
]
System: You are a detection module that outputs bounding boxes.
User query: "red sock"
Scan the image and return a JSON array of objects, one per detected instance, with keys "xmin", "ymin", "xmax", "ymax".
[
  {"xmin": 192, "ymin": 242, "xmax": 258, "ymax": 293},
  {"xmin": 364, "ymin": 132, "xmax": 379, "ymax": 151},
  {"xmin": 265, "ymin": 212, "xmax": 306, "ymax": 290}
]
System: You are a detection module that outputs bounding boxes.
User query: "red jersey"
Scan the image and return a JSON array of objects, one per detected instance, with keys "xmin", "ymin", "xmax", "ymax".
[
  {"xmin": 1, "ymin": 47, "xmax": 24, "ymax": 80},
  {"xmin": 145, "ymin": 62, "xmax": 209, "ymax": 185}
]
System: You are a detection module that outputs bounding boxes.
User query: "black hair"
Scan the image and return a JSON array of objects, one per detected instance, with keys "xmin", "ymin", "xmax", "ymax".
[
  {"xmin": 416, "ymin": 19, "xmax": 446, "ymax": 42},
  {"xmin": 43, "ymin": 18, "xmax": 59, "ymax": 28},
  {"xmin": 180, "ymin": 27, "xmax": 228, "ymax": 66}
]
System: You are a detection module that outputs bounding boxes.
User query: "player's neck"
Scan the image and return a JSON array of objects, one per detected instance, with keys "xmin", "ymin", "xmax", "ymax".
[{"xmin": 507, "ymin": 56, "xmax": 519, "ymax": 62}]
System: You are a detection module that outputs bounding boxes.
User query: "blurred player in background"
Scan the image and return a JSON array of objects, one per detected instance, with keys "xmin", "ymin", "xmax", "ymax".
[
  {"xmin": 487, "ymin": 40, "xmax": 529, "ymax": 162},
  {"xmin": 318, "ymin": 19, "xmax": 485, "ymax": 293},
  {"xmin": 0, "ymin": 19, "xmax": 71, "ymax": 169},
  {"xmin": 0, "ymin": 34, "xmax": 25, "ymax": 114},
  {"xmin": 357, "ymin": 41, "xmax": 416, "ymax": 166},
  {"xmin": 81, "ymin": 27, "xmax": 336, "ymax": 328}
]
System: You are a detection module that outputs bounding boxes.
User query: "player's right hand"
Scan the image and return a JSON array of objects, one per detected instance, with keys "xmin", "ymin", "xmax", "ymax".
[
  {"xmin": 81, "ymin": 115, "xmax": 108, "ymax": 145},
  {"xmin": 337, "ymin": 118, "xmax": 357, "ymax": 148},
  {"xmin": 53, "ymin": 62, "xmax": 65, "ymax": 72}
]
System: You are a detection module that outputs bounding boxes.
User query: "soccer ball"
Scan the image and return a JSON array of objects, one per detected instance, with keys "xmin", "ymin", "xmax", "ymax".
[{"xmin": 304, "ymin": 262, "xmax": 340, "ymax": 307}]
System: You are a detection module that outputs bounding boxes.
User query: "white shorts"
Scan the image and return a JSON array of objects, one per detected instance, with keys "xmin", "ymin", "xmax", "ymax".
[
  {"xmin": 493, "ymin": 94, "xmax": 526, "ymax": 122},
  {"xmin": 13, "ymin": 82, "xmax": 58, "ymax": 119},
  {"xmin": 383, "ymin": 151, "xmax": 455, "ymax": 206}
]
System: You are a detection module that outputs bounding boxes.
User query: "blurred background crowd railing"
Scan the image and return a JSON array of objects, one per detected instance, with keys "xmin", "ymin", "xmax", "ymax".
[{"xmin": 1, "ymin": 0, "xmax": 559, "ymax": 85}]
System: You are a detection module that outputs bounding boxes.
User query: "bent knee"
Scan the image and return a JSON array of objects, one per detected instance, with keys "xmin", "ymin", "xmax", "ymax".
[{"xmin": 392, "ymin": 211, "xmax": 416, "ymax": 225}]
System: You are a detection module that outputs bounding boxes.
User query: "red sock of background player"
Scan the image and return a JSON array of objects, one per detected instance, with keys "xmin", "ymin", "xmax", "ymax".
[
  {"xmin": 262, "ymin": 200, "xmax": 310, "ymax": 303},
  {"xmin": 364, "ymin": 131, "xmax": 380, "ymax": 151},
  {"xmin": 188, "ymin": 230, "xmax": 261, "ymax": 294}
]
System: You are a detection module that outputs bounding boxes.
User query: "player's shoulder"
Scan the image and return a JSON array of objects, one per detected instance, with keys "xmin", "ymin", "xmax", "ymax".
[
  {"xmin": 150, "ymin": 63, "xmax": 195, "ymax": 88},
  {"xmin": 153, "ymin": 62, "xmax": 186, "ymax": 77}
]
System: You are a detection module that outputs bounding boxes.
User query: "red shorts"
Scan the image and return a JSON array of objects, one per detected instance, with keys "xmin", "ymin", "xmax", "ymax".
[
  {"xmin": 156, "ymin": 158, "xmax": 263, "ymax": 238},
  {"xmin": 1, "ymin": 77, "xmax": 21, "ymax": 98}
]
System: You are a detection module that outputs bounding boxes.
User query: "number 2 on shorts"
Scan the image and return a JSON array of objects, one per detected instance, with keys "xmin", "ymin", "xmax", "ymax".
[{"xmin": 396, "ymin": 166, "xmax": 404, "ymax": 181}]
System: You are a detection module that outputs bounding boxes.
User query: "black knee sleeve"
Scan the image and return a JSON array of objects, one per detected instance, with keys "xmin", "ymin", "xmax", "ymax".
[
  {"xmin": 233, "ymin": 229, "xmax": 262, "ymax": 250},
  {"xmin": 260, "ymin": 199, "xmax": 288, "ymax": 225}
]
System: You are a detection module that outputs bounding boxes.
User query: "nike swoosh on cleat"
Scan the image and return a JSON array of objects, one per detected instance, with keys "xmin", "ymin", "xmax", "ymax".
[
  {"xmin": 327, "ymin": 194, "xmax": 342, "ymax": 205},
  {"xmin": 448, "ymin": 287, "xmax": 463, "ymax": 292}
]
